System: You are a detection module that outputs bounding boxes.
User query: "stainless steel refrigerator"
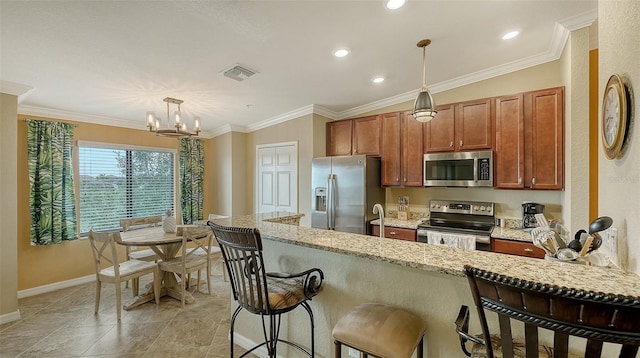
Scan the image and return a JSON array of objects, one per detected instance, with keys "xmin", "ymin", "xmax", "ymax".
[{"xmin": 311, "ymin": 155, "xmax": 384, "ymax": 235}]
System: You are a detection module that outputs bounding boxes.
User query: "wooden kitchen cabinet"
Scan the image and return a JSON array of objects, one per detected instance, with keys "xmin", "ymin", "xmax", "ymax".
[
  {"xmin": 424, "ymin": 104, "xmax": 455, "ymax": 152},
  {"xmin": 381, "ymin": 112, "xmax": 423, "ymax": 186},
  {"xmin": 494, "ymin": 87, "xmax": 564, "ymax": 190},
  {"xmin": 352, "ymin": 115, "xmax": 381, "ymax": 156},
  {"xmin": 495, "ymin": 94, "xmax": 525, "ymax": 188},
  {"xmin": 326, "ymin": 119, "xmax": 352, "ymax": 156},
  {"xmin": 492, "ymin": 238, "xmax": 546, "ymax": 259},
  {"xmin": 456, "ymin": 99, "xmax": 493, "ymax": 151},
  {"xmin": 424, "ymin": 99, "xmax": 492, "ymax": 152},
  {"xmin": 326, "ymin": 116, "xmax": 381, "ymax": 156},
  {"xmin": 372, "ymin": 225, "xmax": 417, "ymax": 242},
  {"xmin": 524, "ymin": 87, "xmax": 564, "ymax": 190}
]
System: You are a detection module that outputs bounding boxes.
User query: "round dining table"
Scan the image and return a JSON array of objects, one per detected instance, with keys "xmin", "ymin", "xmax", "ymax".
[{"xmin": 119, "ymin": 225, "xmax": 200, "ymax": 310}]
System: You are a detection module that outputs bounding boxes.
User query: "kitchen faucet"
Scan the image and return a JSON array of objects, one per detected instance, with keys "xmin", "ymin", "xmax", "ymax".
[{"xmin": 373, "ymin": 204, "xmax": 385, "ymax": 238}]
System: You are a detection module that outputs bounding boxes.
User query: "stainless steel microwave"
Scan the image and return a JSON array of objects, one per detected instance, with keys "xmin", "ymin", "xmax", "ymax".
[{"xmin": 423, "ymin": 150, "xmax": 493, "ymax": 187}]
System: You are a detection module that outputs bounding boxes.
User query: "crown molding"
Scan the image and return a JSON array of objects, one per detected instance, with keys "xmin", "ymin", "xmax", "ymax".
[
  {"xmin": 1, "ymin": 80, "xmax": 33, "ymax": 100},
  {"xmin": 559, "ymin": 8, "xmax": 597, "ymax": 32},
  {"xmin": 18, "ymin": 104, "xmax": 142, "ymax": 129}
]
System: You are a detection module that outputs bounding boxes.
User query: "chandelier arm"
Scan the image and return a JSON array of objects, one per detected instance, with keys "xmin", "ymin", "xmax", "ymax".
[{"xmin": 166, "ymin": 101, "xmax": 170, "ymax": 130}]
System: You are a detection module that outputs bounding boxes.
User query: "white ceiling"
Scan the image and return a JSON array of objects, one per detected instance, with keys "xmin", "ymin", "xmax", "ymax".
[{"xmin": 1, "ymin": 1, "xmax": 597, "ymax": 138}]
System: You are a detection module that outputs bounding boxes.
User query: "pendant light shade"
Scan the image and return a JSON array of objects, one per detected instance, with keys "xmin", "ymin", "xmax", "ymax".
[{"xmin": 413, "ymin": 39, "xmax": 437, "ymax": 122}]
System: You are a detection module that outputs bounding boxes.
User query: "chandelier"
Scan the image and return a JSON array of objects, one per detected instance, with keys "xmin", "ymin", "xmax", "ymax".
[
  {"xmin": 413, "ymin": 39, "xmax": 437, "ymax": 122},
  {"xmin": 146, "ymin": 97, "xmax": 201, "ymax": 137}
]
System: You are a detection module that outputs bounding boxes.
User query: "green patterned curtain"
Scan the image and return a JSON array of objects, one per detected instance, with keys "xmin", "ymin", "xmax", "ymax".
[
  {"xmin": 179, "ymin": 138, "xmax": 204, "ymax": 224},
  {"xmin": 27, "ymin": 120, "xmax": 78, "ymax": 245}
]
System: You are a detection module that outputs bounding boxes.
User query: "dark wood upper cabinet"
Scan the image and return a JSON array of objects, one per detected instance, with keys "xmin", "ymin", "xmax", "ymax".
[
  {"xmin": 494, "ymin": 94, "xmax": 525, "ymax": 189},
  {"xmin": 381, "ymin": 112, "xmax": 423, "ymax": 187},
  {"xmin": 352, "ymin": 115, "xmax": 381, "ymax": 156},
  {"xmin": 326, "ymin": 116, "xmax": 381, "ymax": 156},
  {"xmin": 494, "ymin": 87, "xmax": 564, "ymax": 190},
  {"xmin": 381, "ymin": 112, "xmax": 402, "ymax": 186},
  {"xmin": 524, "ymin": 87, "xmax": 564, "ymax": 190},
  {"xmin": 456, "ymin": 99, "xmax": 493, "ymax": 151},
  {"xmin": 401, "ymin": 111, "xmax": 424, "ymax": 187},
  {"xmin": 424, "ymin": 99, "xmax": 492, "ymax": 153},
  {"xmin": 424, "ymin": 104, "xmax": 455, "ymax": 152},
  {"xmin": 326, "ymin": 119, "xmax": 352, "ymax": 156}
]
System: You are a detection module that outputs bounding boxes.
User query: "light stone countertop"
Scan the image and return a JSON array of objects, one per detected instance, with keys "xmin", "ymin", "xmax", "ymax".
[
  {"xmin": 490, "ymin": 227, "xmax": 533, "ymax": 242},
  {"xmin": 370, "ymin": 218, "xmax": 424, "ymax": 229},
  {"xmin": 209, "ymin": 212, "xmax": 640, "ymax": 298}
]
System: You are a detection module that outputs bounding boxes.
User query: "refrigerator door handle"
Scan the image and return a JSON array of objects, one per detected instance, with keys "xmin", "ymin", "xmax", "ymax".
[{"xmin": 328, "ymin": 174, "xmax": 336, "ymax": 230}]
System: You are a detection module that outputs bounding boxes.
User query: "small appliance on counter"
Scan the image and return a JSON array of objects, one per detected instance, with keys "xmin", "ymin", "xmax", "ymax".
[{"xmin": 522, "ymin": 202, "xmax": 545, "ymax": 229}]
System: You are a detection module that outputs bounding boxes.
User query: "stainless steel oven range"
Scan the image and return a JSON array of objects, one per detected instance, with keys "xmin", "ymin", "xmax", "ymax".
[{"xmin": 417, "ymin": 199, "xmax": 495, "ymax": 251}]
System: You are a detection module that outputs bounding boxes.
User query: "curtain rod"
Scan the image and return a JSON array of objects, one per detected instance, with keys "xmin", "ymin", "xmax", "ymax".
[{"xmin": 22, "ymin": 118, "xmax": 79, "ymax": 127}]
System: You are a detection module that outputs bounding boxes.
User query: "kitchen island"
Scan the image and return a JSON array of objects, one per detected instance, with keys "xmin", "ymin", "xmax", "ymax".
[{"xmin": 210, "ymin": 212, "xmax": 640, "ymax": 357}]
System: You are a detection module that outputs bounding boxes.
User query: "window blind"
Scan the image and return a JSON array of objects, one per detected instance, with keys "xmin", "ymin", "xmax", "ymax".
[{"xmin": 78, "ymin": 145, "xmax": 174, "ymax": 234}]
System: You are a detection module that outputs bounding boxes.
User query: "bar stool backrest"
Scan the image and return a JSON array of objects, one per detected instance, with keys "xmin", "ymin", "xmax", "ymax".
[
  {"xmin": 464, "ymin": 265, "xmax": 640, "ymax": 358},
  {"xmin": 208, "ymin": 222, "xmax": 271, "ymax": 315}
]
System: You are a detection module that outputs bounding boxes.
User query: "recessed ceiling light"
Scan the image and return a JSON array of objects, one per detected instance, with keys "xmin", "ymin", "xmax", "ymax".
[
  {"xmin": 502, "ymin": 31, "xmax": 520, "ymax": 40},
  {"xmin": 333, "ymin": 48, "xmax": 350, "ymax": 58},
  {"xmin": 372, "ymin": 76, "xmax": 385, "ymax": 83},
  {"xmin": 385, "ymin": 0, "xmax": 406, "ymax": 10}
]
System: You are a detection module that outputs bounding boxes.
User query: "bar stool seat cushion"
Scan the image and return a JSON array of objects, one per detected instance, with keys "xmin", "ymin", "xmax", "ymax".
[{"xmin": 332, "ymin": 303, "xmax": 427, "ymax": 358}]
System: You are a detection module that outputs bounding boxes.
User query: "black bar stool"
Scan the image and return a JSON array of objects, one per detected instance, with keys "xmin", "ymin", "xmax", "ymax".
[{"xmin": 333, "ymin": 302, "xmax": 427, "ymax": 358}]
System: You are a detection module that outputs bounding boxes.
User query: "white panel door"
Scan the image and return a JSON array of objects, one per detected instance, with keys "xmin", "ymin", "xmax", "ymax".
[{"xmin": 256, "ymin": 143, "xmax": 297, "ymax": 214}]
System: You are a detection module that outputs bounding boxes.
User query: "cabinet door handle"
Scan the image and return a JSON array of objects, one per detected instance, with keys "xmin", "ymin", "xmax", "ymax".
[
  {"xmin": 532, "ymin": 177, "xmax": 536, "ymax": 186},
  {"xmin": 390, "ymin": 231, "xmax": 397, "ymax": 235},
  {"xmin": 450, "ymin": 141, "xmax": 453, "ymax": 147},
  {"xmin": 518, "ymin": 177, "xmax": 522, "ymax": 185},
  {"xmin": 459, "ymin": 140, "xmax": 463, "ymax": 147},
  {"xmin": 524, "ymin": 248, "xmax": 533, "ymax": 252},
  {"xmin": 404, "ymin": 177, "xmax": 407, "ymax": 182}
]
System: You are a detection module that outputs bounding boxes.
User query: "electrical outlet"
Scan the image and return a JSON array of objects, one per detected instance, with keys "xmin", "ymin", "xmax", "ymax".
[{"xmin": 348, "ymin": 347, "xmax": 360, "ymax": 358}]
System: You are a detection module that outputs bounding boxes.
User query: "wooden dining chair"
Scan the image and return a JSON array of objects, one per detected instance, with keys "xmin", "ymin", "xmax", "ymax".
[
  {"xmin": 455, "ymin": 265, "xmax": 640, "ymax": 358},
  {"xmin": 88, "ymin": 230, "xmax": 160, "ymax": 321},
  {"xmin": 119, "ymin": 215, "xmax": 162, "ymax": 294},
  {"xmin": 207, "ymin": 221, "xmax": 324, "ymax": 358},
  {"xmin": 158, "ymin": 226, "xmax": 213, "ymax": 306}
]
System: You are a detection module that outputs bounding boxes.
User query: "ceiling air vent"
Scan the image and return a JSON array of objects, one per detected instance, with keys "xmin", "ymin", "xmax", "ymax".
[{"xmin": 222, "ymin": 64, "xmax": 257, "ymax": 82}]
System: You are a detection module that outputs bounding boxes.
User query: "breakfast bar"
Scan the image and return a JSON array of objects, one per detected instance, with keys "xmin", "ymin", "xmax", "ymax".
[{"xmin": 211, "ymin": 212, "xmax": 640, "ymax": 357}]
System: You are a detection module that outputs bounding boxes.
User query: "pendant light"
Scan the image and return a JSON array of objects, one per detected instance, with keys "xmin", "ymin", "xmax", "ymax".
[
  {"xmin": 146, "ymin": 97, "xmax": 201, "ymax": 137},
  {"xmin": 413, "ymin": 39, "xmax": 437, "ymax": 122}
]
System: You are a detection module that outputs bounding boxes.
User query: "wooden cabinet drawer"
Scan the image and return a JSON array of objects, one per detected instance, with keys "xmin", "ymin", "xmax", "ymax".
[
  {"xmin": 492, "ymin": 238, "xmax": 545, "ymax": 259},
  {"xmin": 372, "ymin": 225, "xmax": 417, "ymax": 241}
]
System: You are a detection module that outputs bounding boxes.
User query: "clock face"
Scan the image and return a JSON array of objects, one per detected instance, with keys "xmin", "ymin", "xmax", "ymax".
[
  {"xmin": 601, "ymin": 74, "xmax": 629, "ymax": 159},
  {"xmin": 603, "ymin": 87, "xmax": 620, "ymax": 147}
]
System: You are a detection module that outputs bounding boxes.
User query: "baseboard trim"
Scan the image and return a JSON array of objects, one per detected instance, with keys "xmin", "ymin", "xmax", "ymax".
[
  {"xmin": 0, "ymin": 309, "xmax": 21, "ymax": 325},
  {"xmin": 232, "ymin": 332, "xmax": 286, "ymax": 358},
  {"xmin": 18, "ymin": 274, "xmax": 95, "ymax": 299}
]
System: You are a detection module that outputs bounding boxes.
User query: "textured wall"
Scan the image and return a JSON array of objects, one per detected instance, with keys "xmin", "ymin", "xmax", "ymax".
[
  {"xmin": 598, "ymin": 0, "xmax": 640, "ymax": 273},
  {"xmin": 0, "ymin": 93, "xmax": 19, "ymax": 319},
  {"xmin": 561, "ymin": 27, "xmax": 591, "ymax": 232}
]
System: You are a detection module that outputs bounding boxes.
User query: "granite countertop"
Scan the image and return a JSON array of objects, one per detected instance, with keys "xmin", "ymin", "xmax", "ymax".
[
  {"xmin": 209, "ymin": 212, "xmax": 640, "ymax": 298},
  {"xmin": 370, "ymin": 218, "xmax": 424, "ymax": 229},
  {"xmin": 491, "ymin": 227, "xmax": 533, "ymax": 242}
]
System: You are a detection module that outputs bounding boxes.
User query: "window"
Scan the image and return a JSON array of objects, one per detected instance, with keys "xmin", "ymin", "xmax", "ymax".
[{"xmin": 78, "ymin": 142, "xmax": 175, "ymax": 235}]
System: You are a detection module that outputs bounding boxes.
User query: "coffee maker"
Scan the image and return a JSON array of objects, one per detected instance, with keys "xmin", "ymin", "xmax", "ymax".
[{"xmin": 522, "ymin": 202, "xmax": 545, "ymax": 229}]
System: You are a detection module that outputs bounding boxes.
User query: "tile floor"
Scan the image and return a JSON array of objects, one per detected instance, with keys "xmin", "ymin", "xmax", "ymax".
[{"xmin": 0, "ymin": 258, "xmax": 249, "ymax": 358}]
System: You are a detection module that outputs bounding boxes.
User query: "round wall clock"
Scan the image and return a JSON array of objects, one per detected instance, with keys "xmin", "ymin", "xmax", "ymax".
[{"xmin": 601, "ymin": 74, "xmax": 630, "ymax": 159}]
